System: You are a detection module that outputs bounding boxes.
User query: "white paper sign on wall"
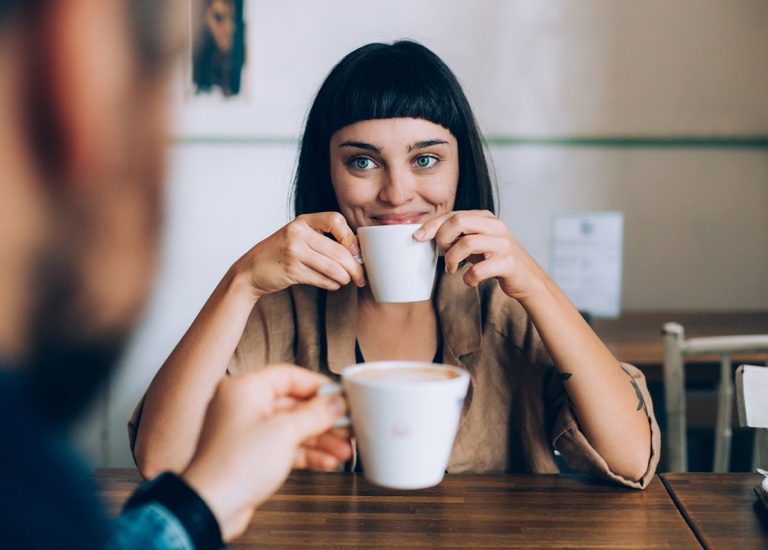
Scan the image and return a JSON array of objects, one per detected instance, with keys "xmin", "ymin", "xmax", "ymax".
[{"xmin": 550, "ymin": 211, "xmax": 624, "ymax": 319}]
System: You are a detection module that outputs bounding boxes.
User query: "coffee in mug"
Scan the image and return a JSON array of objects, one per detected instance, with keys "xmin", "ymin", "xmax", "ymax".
[{"xmin": 349, "ymin": 365, "xmax": 459, "ymax": 383}]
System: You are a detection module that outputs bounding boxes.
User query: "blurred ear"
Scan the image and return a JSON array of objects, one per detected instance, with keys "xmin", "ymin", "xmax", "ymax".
[{"xmin": 40, "ymin": 0, "xmax": 133, "ymax": 187}]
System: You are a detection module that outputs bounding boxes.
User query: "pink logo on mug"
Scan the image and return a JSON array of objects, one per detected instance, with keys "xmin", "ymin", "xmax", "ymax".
[{"xmin": 391, "ymin": 419, "xmax": 411, "ymax": 438}]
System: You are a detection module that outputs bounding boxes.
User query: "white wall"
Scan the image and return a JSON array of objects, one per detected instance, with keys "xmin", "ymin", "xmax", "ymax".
[{"xmin": 72, "ymin": 0, "xmax": 768, "ymax": 467}]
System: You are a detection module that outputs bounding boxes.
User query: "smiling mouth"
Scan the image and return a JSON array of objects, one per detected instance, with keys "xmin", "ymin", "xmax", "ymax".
[{"xmin": 372, "ymin": 213, "xmax": 425, "ymax": 225}]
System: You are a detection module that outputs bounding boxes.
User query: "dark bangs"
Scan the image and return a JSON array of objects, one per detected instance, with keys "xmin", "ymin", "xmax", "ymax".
[{"xmin": 321, "ymin": 42, "xmax": 463, "ymax": 140}]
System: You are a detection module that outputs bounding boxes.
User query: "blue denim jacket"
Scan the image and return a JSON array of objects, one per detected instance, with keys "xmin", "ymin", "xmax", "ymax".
[
  {"xmin": 0, "ymin": 368, "xmax": 221, "ymax": 549},
  {"xmin": 108, "ymin": 503, "xmax": 195, "ymax": 549}
]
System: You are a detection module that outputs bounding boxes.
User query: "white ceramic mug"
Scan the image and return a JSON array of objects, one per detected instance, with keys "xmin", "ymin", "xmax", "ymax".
[
  {"xmin": 356, "ymin": 224, "xmax": 438, "ymax": 303},
  {"xmin": 340, "ymin": 361, "xmax": 469, "ymax": 490}
]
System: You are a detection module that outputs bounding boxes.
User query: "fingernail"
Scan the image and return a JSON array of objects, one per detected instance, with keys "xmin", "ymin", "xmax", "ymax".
[
  {"xmin": 350, "ymin": 243, "xmax": 360, "ymax": 255},
  {"xmin": 413, "ymin": 229, "xmax": 425, "ymax": 240},
  {"xmin": 317, "ymin": 382, "xmax": 342, "ymax": 396},
  {"xmin": 328, "ymin": 395, "xmax": 346, "ymax": 415},
  {"xmin": 356, "ymin": 275, "xmax": 366, "ymax": 287}
]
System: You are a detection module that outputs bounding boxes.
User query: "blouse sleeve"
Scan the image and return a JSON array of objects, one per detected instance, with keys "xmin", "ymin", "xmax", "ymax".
[{"xmin": 549, "ymin": 362, "xmax": 661, "ymax": 489}]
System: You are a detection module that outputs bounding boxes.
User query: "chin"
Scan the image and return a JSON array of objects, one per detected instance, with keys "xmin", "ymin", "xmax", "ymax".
[{"xmin": 25, "ymin": 241, "xmax": 136, "ymax": 424}]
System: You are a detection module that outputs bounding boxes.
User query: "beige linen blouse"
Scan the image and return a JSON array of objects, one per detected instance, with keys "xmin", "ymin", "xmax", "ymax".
[{"xmin": 129, "ymin": 266, "xmax": 660, "ymax": 489}]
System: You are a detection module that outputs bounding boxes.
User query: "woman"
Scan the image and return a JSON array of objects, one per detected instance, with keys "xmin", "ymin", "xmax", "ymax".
[{"xmin": 132, "ymin": 40, "xmax": 659, "ymax": 488}]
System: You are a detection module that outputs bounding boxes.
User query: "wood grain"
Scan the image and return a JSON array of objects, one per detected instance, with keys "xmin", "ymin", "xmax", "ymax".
[
  {"xmin": 92, "ymin": 469, "xmax": 701, "ymax": 548},
  {"xmin": 661, "ymin": 472, "xmax": 768, "ymax": 550}
]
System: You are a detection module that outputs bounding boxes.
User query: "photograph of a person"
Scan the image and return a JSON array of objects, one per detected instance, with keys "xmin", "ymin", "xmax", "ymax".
[{"xmin": 192, "ymin": 0, "xmax": 246, "ymax": 97}]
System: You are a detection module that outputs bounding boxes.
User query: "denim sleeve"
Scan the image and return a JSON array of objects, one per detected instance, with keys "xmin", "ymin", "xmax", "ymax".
[{"xmin": 105, "ymin": 503, "xmax": 195, "ymax": 550}]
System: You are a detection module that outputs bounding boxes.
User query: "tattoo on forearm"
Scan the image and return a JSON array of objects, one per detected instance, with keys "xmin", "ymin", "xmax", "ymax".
[
  {"xmin": 559, "ymin": 372, "xmax": 572, "ymax": 381},
  {"xmin": 621, "ymin": 366, "xmax": 648, "ymax": 416}
]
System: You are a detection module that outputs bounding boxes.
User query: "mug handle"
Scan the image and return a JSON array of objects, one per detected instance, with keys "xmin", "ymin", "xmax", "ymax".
[{"xmin": 318, "ymin": 382, "xmax": 351, "ymax": 427}]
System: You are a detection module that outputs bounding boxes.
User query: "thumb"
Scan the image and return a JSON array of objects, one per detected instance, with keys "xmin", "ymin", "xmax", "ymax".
[{"xmin": 283, "ymin": 393, "xmax": 347, "ymax": 443}]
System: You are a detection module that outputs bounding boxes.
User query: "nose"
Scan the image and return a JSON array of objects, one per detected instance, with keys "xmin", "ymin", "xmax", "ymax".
[{"xmin": 378, "ymin": 167, "xmax": 416, "ymax": 206}]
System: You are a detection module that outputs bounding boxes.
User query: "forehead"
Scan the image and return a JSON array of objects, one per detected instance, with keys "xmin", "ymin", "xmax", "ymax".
[{"xmin": 331, "ymin": 117, "xmax": 457, "ymax": 148}]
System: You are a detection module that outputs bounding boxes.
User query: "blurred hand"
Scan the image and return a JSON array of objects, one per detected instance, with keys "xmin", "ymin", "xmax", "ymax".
[
  {"xmin": 415, "ymin": 210, "xmax": 549, "ymax": 302},
  {"xmin": 235, "ymin": 212, "xmax": 365, "ymax": 299},
  {"xmin": 180, "ymin": 365, "xmax": 352, "ymax": 541}
]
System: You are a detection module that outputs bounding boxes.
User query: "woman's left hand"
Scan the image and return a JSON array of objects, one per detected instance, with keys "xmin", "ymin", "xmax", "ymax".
[
  {"xmin": 419, "ymin": 211, "xmax": 653, "ymax": 482},
  {"xmin": 414, "ymin": 210, "xmax": 548, "ymax": 301}
]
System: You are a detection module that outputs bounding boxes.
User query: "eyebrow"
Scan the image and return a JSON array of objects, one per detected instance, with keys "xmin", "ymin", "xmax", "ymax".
[
  {"xmin": 338, "ymin": 141, "xmax": 381, "ymax": 154},
  {"xmin": 408, "ymin": 139, "xmax": 449, "ymax": 152},
  {"xmin": 338, "ymin": 139, "xmax": 449, "ymax": 154}
]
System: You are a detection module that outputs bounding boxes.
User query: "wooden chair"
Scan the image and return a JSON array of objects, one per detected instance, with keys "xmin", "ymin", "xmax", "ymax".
[
  {"xmin": 661, "ymin": 322, "xmax": 768, "ymax": 472},
  {"xmin": 736, "ymin": 365, "xmax": 768, "ymax": 469}
]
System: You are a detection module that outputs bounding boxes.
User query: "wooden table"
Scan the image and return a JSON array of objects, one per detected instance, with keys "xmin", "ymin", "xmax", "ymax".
[
  {"xmin": 661, "ymin": 472, "xmax": 768, "ymax": 550},
  {"xmin": 92, "ymin": 469, "xmax": 700, "ymax": 548}
]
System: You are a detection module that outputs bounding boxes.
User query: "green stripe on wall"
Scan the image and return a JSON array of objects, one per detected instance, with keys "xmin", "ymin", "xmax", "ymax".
[
  {"xmin": 171, "ymin": 135, "xmax": 768, "ymax": 148},
  {"xmin": 172, "ymin": 136, "xmax": 299, "ymax": 146},
  {"xmin": 484, "ymin": 135, "xmax": 768, "ymax": 148}
]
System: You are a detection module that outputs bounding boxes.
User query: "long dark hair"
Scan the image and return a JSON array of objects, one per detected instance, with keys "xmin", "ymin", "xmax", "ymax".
[{"xmin": 291, "ymin": 40, "xmax": 496, "ymax": 217}]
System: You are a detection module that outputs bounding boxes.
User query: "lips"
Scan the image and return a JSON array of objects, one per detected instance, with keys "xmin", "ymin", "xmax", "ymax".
[{"xmin": 371, "ymin": 213, "xmax": 426, "ymax": 225}]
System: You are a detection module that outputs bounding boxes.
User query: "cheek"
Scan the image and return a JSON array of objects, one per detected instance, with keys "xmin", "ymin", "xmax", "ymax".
[
  {"xmin": 331, "ymin": 170, "xmax": 373, "ymax": 209},
  {"xmin": 426, "ymin": 173, "xmax": 458, "ymax": 210}
]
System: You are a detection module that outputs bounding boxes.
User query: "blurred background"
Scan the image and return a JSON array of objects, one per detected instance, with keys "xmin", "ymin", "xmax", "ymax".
[{"xmin": 74, "ymin": 0, "xmax": 768, "ymax": 469}]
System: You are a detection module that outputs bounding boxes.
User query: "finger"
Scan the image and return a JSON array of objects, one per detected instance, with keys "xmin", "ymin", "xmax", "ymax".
[
  {"xmin": 462, "ymin": 253, "xmax": 514, "ymax": 287},
  {"xmin": 280, "ymin": 392, "xmax": 349, "ymax": 448},
  {"xmin": 434, "ymin": 211, "xmax": 498, "ymax": 248},
  {"xmin": 436, "ymin": 214, "xmax": 508, "ymax": 272},
  {"xmin": 293, "ymin": 447, "xmax": 348, "ymax": 471},
  {"xmin": 308, "ymin": 429, "xmax": 354, "ymax": 460},
  {"xmin": 304, "ymin": 234, "xmax": 365, "ymax": 287},
  {"xmin": 235, "ymin": 365, "xmax": 333, "ymax": 404},
  {"xmin": 413, "ymin": 212, "xmax": 455, "ymax": 242},
  {"xmin": 302, "ymin": 212, "xmax": 359, "ymax": 255},
  {"xmin": 283, "ymin": 216, "xmax": 364, "ymax": 287},
  {"xmin": 443, "ymin": 233, "xmax": 508, "ymax": 274},
  {"xmin": 275, "ymin": 231, "xmax": 353, "ymax": 291}
]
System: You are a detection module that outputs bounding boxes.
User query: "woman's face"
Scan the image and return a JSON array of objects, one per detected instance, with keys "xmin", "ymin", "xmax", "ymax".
[
  {"xmin": 329, "ymin": 117, "xmax": 459, "ymax": 231},
  {"xmin": 206, "ymin": 0, "xmax": 235, "ymax": 53}
]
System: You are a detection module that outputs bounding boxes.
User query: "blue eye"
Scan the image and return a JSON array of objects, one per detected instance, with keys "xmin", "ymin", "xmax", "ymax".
[
  {"xmin": 352, "ymin": 157, "xmax": 374, "ymax": 170},
  {"xmin": 416, "ymin": 155, "xmax": 437, "ymax": 168}
]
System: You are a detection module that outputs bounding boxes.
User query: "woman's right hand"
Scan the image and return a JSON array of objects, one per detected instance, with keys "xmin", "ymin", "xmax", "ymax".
[{"xmin": 235, "ymin": 212, "xmax": 365, "ymax": 300}]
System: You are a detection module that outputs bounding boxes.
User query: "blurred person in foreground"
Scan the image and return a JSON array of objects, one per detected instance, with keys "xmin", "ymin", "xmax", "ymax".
[{"xmin": 0, "ymin": 1, "xmax": 351, "ymax": 548}]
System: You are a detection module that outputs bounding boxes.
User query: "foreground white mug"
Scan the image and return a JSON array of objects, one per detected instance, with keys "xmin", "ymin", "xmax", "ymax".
[
  {"xmin": 341, "ymin": 361, "xmax": 469, "ymax": 490},
  {"xmin": 356, "ymin": 224, "xmax": 438, "ymax": 303}
]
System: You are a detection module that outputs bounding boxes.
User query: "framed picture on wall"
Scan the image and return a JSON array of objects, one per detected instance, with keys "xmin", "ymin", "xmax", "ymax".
[
  {"xmin": 172, "ymin": 0, "xmax": 260, "ymax": 139},
  {"xmin": 188, "ymin": 0, "xmax": 247, "ymax": 100}
]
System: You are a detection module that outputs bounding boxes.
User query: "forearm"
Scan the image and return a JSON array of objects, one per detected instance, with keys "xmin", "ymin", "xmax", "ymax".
[
  {"xmin": 518, "ymin": 277, "xmax": 651, "ymax": 481},
  {"xmin": 134, "ymin": 265, "xmax": 258, "ymax": 477}
]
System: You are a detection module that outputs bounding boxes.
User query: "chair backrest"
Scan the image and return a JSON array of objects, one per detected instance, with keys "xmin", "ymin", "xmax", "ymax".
[
  {"xmin": 736, "ymin": 365, "xmax": 768, "ymax": 469},
  {"xmin": 661, "ymin": 322, "xmax": 768, "ymax": 472}
]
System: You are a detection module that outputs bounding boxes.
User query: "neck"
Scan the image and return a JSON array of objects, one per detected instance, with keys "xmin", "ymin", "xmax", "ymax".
[
  {"xmin": 357, "ymin": 285, "xmax": 434, "ymax": 318},
  {"xmin": 356, "ymin": 286, "xmax": 439, "ymax": 363}
]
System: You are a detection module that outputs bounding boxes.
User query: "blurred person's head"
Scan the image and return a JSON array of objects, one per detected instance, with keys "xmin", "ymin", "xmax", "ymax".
[
  {"xmin": 292, "ymin": 40, "xmax": 496, "ymax": 219},
  {"xmin": 0, "ymin": 0, "xmax": 183, "ymax": 421}
]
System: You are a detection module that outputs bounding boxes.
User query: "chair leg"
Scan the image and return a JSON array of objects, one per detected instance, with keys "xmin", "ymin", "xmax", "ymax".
[
  {"xmin": 713, "ymin": 354, "xmax": 733, "ymax": 472},
  {"xmin": 663, "ymin": 323, "xmax": 687, "ymax": 472},
  {"xmin": 754, "ymin": 429, "xmax": 768, "ymax": 471}
]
